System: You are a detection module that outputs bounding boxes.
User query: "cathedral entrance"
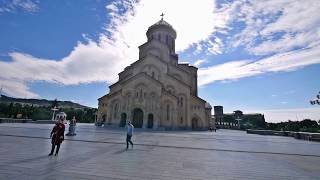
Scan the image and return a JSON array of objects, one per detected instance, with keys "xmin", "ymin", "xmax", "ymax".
[
  {"xmin": 132, "ymin": 108, "xmax": 143, "ymax": 128},
  {"xmin": 147, "ymin": 114, "xmax": 153, "ymax": 128},
  {"xmin": 119, "ymin": 113, "xmax": 127, "ymax": 127},
  {"xmin": 192, "ymin": 118, "xmax": 200, "ymax": 130},
  {"xmin": 102, "ymin": 115, "xmax": 106, "ymax": 123}
]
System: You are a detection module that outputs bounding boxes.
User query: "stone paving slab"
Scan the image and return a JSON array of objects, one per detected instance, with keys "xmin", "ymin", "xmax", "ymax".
[{"xmin": 0, "ymin": 123, "xmax": 320, "ymax": 179}]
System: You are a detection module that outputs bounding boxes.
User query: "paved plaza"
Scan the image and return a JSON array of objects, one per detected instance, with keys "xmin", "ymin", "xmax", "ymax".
[{"xmin": 0, "ymin": 123, "xmax": 320, "ymax": 180}]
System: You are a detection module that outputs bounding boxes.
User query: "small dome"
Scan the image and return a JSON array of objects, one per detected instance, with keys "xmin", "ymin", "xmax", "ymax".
[
  {"xmin": 149, "ymin": 19, "xmax": 173, "ymax": 29},
  {"xmin": 146, "ymin": 19, "xmax": 176, "ymax": 39},
  {"xmin": 205, "ymin": 102, "xmax": 212, "ymax": 109}
]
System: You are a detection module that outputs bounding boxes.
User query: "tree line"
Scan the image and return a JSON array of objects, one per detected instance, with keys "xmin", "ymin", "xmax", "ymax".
[
  {"xmin": 218, "ymin": 112, "xmax": 320, "ymax": 133},
  {"xmin": 0, "ymin": 102, "xmax": 97, "ymax": 123}
]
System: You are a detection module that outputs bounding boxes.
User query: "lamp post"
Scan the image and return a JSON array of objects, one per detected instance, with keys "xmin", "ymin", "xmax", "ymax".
[
  {"xmin": 235, "ymin": 118, "xmax": 242, "ymax": 129},
  {"xmin": 234, "ymin": 110, "xmax": 243, "ymax": 129},
  {"xmin": 51, "ymin": 106, "xmax": 59, "ymax": 121}
]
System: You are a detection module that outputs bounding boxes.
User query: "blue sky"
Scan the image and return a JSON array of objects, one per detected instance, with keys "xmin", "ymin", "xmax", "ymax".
[{"xmin": 0, "ymin": 0, "xmax": 320, "ymax": 122}]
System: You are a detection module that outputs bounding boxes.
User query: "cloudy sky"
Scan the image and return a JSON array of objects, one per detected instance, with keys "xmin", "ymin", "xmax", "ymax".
[{"xmin": 0, "ymin": 0, "xmax": 319, "ymax": 122}]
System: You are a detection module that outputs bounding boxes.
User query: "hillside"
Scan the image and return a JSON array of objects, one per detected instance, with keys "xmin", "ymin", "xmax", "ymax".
[{"xmin": 0, "ymin": 95, "xmax": 91, "ymax": 109}]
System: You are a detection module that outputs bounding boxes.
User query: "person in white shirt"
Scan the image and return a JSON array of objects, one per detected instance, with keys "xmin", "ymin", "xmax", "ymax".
[{"xmin": 126, "ymin": 121, "xmax": 134, "ymax": 149}]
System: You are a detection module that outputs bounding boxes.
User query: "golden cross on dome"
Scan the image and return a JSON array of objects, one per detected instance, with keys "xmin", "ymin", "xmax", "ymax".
[{"xmin": 160, "ymin": 13, "xmax": 165, "ymax": 20}]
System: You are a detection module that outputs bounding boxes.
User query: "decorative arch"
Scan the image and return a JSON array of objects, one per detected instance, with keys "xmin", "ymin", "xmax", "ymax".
[
  {"xmin": 134, "ymin": 83, "xmax": 147, "ymax": 99},
  {"xmin": 123, "ymin": 91, "xmax": 132, "ymax": 111},
  {"xmin": 141, "ymin": 64, "xmax": 161, "ymax": 80},
  {"xmin": 132, "ymin": 108, "xmax": 143, "ymax": 128},
  {"xmin": 110, "ymin": 99, "xmax": 121, "ymax": 121},
  {"xmin": 166, "ymin": 85, "xmax": 175, "ymax": 95},
  {"xmin": 191, "ymin": 114, "xmax": 202, "ymax": 130},
  {"xmin": 161, "ymin": 99, "xmax": 175, "ymax": 126}
]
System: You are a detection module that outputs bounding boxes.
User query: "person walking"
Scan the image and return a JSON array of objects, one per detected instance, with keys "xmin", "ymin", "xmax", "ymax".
[
  {"xmin": 48, "ymin": 117, "xmax": 65, "ymax": 156},
  {"xmin": 67, "ymin": 116, "xmax": 77, "ymax": 136},
  {"xmin": 126, "ymin": 121, "xmax": 134, "ymax": 149},
  {"xmin": 71, "ymin": 116, "xmax": 77, "ymax": 135}
]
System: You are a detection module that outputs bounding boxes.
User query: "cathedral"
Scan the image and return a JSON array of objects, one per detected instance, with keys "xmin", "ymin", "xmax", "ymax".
[{"xmin": 97, "ymin": 17, "xmax": 213, "ymax": 130}]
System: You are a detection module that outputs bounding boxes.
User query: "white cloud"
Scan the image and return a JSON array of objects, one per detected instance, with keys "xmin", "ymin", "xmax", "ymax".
[
  {"xmin": 1, "ymin": 0, "xmax": 320, "ymax": 99},
  {"xmin": 0, "ymin": 0, "xmax": 223, "ymax": 98},
  {"xmin": 194, "ymin": 59, "xmax": 207, "ymax": 67},
  {"xmin": 199, "ymin": 40, "xmax": 320, "ymax": 86},
  {"xmin": 197, "ymin": 0, "xmax": 320, "ymax": 86},
  {"xmin": 0, "ymin": 78, "xmax": 39, "ymax": 98},
  {"xmin": 230, "ymin": 0, "xmax": 320, "ymax": 56},
  {"xmin": 0, "ymin": 0, "xmax": 39, "ymax": 13}
]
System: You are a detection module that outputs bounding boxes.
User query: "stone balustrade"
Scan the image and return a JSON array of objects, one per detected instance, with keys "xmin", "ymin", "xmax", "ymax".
[{"xmin": 247, "ymin": 129, "xmax": 320, "ymax": 142}]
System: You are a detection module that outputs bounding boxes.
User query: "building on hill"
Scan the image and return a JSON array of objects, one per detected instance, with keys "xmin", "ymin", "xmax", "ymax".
[
  {"xmin": 97, "ymin": 18, "xmax": 213, "ymax": 130},
  {"xmin": 213, "ymin": 107, "xmax": 266, "ymax": 129}
]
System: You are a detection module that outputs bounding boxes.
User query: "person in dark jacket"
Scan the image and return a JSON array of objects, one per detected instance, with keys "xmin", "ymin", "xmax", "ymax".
[
  {"xmin": 48, "ymin": 117, "xmax": 65, "ymax": 156},
  {"xmin": 126, "ymin": 121, "xmax": 134, "ymax": 149}
]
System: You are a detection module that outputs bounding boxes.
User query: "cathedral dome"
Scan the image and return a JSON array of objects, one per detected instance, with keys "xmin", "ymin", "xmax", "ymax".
[
  {"xmin": 146, "ymin": 18, "xmax": 177, "ymax": 53},
  {"xmin": 146, "ymin": 19, "xmax": 177, "ymax": 40},
  {"xmin": 149, "ymin": 19, "xmax": 174, "ymax": 29}
]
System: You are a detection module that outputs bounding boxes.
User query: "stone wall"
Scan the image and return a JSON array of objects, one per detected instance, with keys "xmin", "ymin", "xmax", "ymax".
[{"xmin": 247, "ymin": 129, "xmax": 320, "ymax": 142}]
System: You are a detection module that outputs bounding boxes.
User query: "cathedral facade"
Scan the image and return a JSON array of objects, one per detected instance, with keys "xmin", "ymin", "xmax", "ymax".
[{"xmin": 97, "ymin": 19, "xmax": 213, "ymax": 130}]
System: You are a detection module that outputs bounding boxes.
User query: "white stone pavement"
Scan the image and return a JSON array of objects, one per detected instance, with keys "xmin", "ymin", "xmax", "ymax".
[{"xmin": 0, "ymin": 123, "xmax": 319, "ymax": 180}]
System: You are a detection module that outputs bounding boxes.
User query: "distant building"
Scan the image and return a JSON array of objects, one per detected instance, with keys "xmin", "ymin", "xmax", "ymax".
[
  {"xmin": 97, "ymin": 18, "xmax": 212, "ymax": 130},
  {"xmin": 214, "ymin": 106, "xmax": 223, "ymax": 125},
  {"xmin": 213, "ymin": 106, "xmax": 266, "ymax": 129}
]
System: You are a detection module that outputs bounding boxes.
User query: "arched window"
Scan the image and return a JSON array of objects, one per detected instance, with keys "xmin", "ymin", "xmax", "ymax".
[
  {"xmin": 152, "ymin": 71, "xmax": 155, "ymax": 78},
  {"xmin": 158, "ymin": 34, "xmax": 161, "ymax": 41},
  {"xmin": 166, "ymin": 104, "xmax": 170, "ymax": 121}
]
